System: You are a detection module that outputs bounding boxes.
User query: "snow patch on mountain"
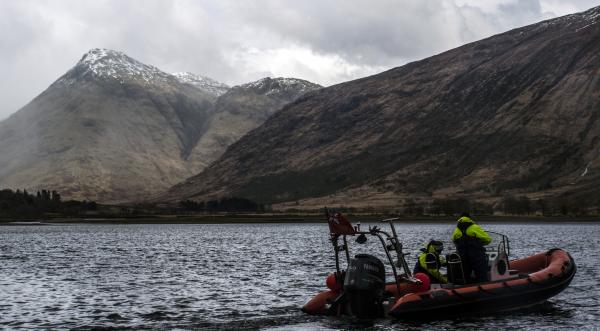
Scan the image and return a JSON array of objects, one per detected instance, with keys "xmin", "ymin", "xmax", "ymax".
[
  {"xmin": 535, "ymin": 5, "xmax": 600, "ymax": 31},
  {"xmin": 172, "ymin": 72, "xmax": 229, "ymax": 96},
  {"xmin": 239, "ymin": 77, "xmax": 321, "ymax": 97},
  {"xmin": 580, "ymin": 165, "xmax": 589, "ymax": 177}
]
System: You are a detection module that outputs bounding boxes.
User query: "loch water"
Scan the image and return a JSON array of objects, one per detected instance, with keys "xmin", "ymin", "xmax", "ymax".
[{"xmin": 1, "ymin": 222, "xmax": 599, "ymax": 330}]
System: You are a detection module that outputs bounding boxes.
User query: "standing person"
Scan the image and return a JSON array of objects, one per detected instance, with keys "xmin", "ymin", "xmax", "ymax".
[
  {"xmin": 451, "ymin": 212, "xmax": 491, "ymax": 283},
  {"xmin": 413, "ymin": 240, "xmax": 447, "ymax": 284}
]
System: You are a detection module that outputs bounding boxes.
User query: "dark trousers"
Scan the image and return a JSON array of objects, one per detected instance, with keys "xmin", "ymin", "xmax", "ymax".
[
  {"xmin": 413, "ymin": 261, "xmax": 423, "ymax": 275},
  {"xmin": 457, "ymin": 246, "xmax": 488, "ymax": 283}
]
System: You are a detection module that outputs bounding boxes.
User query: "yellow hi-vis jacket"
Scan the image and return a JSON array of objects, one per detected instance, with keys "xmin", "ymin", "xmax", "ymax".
[
  {"xmin": 416, "ymin": 243, "xmax": 447, "ymax": 283},
  {"xmin": 451, "ymin": 216, "xmax": 492, "ymax": 245}
]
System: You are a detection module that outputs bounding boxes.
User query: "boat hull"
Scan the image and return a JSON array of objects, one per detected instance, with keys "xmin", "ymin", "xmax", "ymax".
[
  {"xmin": 303, "ymin": 249, "xmax": 576, "ymax": 319},
  {"xmin": 388, "ymin": 249, "xmax": 576, "ymax": 319}
]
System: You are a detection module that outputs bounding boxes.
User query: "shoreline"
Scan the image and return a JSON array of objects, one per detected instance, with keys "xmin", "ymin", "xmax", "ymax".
[{"xmin": 1, "ymin": 214, "xmax": 599, "ymax": 225}]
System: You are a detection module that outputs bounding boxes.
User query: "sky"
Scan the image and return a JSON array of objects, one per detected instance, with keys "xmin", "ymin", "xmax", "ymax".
[{"xmin": 0, "ymin": 0, "xmax": 598, "ymax": 119}]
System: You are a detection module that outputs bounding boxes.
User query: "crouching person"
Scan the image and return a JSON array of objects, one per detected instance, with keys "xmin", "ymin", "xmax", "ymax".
[{"xmin": 413, "ymin": 240, "xmax": 448, "ymax": 284}]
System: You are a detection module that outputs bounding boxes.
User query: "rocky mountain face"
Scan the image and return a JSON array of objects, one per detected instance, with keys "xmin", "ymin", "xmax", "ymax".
[
  {"xmin": 164, "ymin": 6, "xmax": 600, "ymax": 209},
  {"xmin": 188, "ymin": 77, "xmax": 322, "ymax": 166},
  {"xmin": 0, "ymin": 49, "xmax": 320, "ymax": 203}
]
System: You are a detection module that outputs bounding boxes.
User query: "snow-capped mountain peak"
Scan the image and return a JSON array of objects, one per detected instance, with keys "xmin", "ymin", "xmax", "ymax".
[
  {"xmin": 62, "ymin": 48, "xmax": 171, "ymax": 84},
  {"xmin": 172, "ymin": 72, "xmax": 229, "ymax": 96},
  {"xmin": 238, "ymin": 77, "xmax": 322, "ymax": 97}
]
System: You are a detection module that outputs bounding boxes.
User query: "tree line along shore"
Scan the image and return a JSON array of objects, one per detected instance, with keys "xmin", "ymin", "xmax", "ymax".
[{"xmin": 1, "ymin": 188, "xmax": 598, "ymax": 223}]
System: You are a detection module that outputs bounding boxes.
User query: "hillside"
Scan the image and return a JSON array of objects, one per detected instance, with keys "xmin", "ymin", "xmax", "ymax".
[{"xmin": 163, "ymin": 7, "xmax": 600, "ymax": 209}]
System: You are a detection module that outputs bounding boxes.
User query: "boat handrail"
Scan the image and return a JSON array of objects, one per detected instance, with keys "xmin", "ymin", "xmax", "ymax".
[
  {"xmin": 485, "ymin": 231, "xmax": 510, "ymax": 257},
  {"xmin": 328, "ymin": 214, "xmax": 420, "ymax": 293}
]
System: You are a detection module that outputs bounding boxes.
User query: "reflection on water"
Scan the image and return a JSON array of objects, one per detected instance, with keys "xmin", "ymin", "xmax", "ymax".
[{"xmin": 0, "ymin": 222, "xmax": 599, "ymax": 330}]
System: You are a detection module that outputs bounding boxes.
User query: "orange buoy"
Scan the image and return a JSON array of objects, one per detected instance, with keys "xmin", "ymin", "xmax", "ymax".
[
  {"xmin": 326, "ymin": 272, "xmax": 342, "ymax": 292},
  {"xmin": 411, "ymin": 273, "xmax": 430, "ymax": 292}
]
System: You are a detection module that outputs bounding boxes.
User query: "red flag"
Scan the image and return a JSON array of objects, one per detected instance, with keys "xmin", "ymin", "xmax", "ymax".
[{"xmin": 327, "ymin": 212, "xmax": 356, "ymax": 235}]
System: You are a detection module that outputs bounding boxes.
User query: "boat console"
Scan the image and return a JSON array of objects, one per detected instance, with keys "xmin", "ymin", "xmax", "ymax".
[{"xmin": 486, "ymin": 231, "xmax": 516, "ymax": 280}]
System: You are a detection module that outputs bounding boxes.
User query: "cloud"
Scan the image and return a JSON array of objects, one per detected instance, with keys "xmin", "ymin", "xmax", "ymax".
[{"xmin": 0, "ymin": 0, "xmax": 597, "ymax": 119}]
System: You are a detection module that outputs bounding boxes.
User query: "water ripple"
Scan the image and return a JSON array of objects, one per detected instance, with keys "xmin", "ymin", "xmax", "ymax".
[{"xmin": 0, "ymin": 222, "xmax": 599, "ymax": 329}]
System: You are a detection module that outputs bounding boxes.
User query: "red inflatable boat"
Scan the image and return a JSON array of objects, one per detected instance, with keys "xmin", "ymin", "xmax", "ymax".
[{"xmin": 303, "ymin": 211, "xmax": 576, "ymax": 319}]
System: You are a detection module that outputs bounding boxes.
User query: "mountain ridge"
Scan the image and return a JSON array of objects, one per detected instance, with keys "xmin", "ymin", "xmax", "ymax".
[
  {"xmin": 162, "ymin": 6, "xmax": 600, "ymax": 209},
  {"xmin": 172, "ymin": 72, "xmax": 230, "ymax": 97}
]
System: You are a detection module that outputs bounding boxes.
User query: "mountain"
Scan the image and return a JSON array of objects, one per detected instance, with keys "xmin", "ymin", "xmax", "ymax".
[
  {"xmin": 172, "ymin": 72, "xmax": 230, "ymax": 97},
  {"xmin": 187, "ymin": 77, "xmax": 322, "ymax": 166},
  {"xmin": 0, "ymin": 48, "xmax": 215, "ymax": 203},
  {"xmin": 0, "ymin": 49, "xmax": 319, "ymax": 203},
  {"xmin": 163, "ymin": 6, "xmax": 600, "ymax": 209}
]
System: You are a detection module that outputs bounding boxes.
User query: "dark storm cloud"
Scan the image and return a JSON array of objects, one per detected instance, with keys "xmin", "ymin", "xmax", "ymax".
[
  {"xmin": 233, "ymin": 1, "xmax": 456, "ymax": 66},
  {"xmin": 0, "ymin": 0, "xmax": 598, "ymax": 119}
]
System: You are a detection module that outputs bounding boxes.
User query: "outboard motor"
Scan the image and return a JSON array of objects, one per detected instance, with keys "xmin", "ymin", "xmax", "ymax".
[{"xmin": 343, "ymin": 254, "xmax": 386, "ymax": 319}]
